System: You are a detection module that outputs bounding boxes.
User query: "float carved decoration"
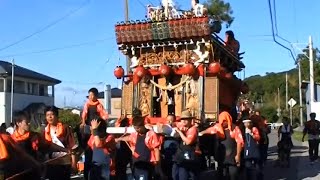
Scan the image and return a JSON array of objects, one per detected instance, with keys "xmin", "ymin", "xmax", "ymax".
[
  {"xmin": 139, "ymin": 82, "xmax": 152, "ymax": 116},
  {"xmin": 138, "ymin": 49, "xmax": 200, "ymax": 65},
  {"xmin": 185, "ymin": 79, "xmax": 199, "ymax": 117}
]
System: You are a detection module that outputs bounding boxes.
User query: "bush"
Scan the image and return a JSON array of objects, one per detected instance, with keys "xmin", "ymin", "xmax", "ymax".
[{"xmin": 59, "ymin": 110, "xmax": 81, "ymax": 129}]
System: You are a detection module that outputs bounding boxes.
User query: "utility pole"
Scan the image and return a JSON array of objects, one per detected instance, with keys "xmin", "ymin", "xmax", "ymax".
[
  {"xmin": 278, "ymin": 87, "xmax": 280, "ymax": 109},
  {"xmin": 286, "ymin": 72, "xmax": 288, "ymax": 111},
  {"xmin": 298, "ymin": 60, "xmax": 303, "ymax": 126},
  {"xmin": 309, "ymin": 36, "xmax": 314, "ymax": 111},
  {"xmin": 10, "ymin": 59, "xmax": 14, "ymax": 123},
  {"xmin": 124, "ymin": 0, "xmax": 130, "ymax": 73},
  {"xmin": 292, "ymin": 42, "xmax": 309, "ymax": 126}
]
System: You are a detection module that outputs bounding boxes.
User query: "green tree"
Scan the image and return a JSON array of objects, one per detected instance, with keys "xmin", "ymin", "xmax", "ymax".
[
  {"xmin": 59, "ymin": 109, "xmax": 80, "ymax": 128},
  {"xmin": 205, "ymin": 0, "xmax": 234, "ymax": 27},
  {"xmin": 243, "ymin": 47, "xmax": 320, "ymax": 123}
]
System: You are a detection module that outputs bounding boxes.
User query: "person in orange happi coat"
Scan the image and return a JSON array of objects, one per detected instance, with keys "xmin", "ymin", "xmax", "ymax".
[
  {"xmin": 200, "ymin": 111, "xmax": 243, "ymax": 180},
  {"xmin": 81, "ymin": 87, "xmax": 109, "ymax": 180},
  {"xmin": 0, "ymin": 132, "xmax": 42, "ymax": 179},
  {"xmin": 115, "ymin": 116, "xmax": 164, "ymax": 180},
  {"xmin": 87, "ymin": 118, "xmax": 116, "ymax": 180},
  {"xmin": 44, "ymin": 106, "xmax": 78, "ymax": 180}
]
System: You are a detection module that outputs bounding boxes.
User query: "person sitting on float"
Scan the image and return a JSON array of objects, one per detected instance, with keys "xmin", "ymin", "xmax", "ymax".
[{"xmin": 224, "ymin": 30, "xmax": 240, "ymax": 55}]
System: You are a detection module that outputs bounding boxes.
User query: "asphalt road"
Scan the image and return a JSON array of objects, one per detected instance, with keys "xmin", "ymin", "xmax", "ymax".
[{"xmin": 263, "ymin": 130, "xmax": 305, "ymax": 180}]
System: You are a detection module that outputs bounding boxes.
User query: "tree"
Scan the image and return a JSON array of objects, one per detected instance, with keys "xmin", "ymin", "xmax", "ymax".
[
  {"xmin": 204, "ymin": 0, "xmax": 234, "ymax": 27},
  {"xmin": 59, "ymin": 109, "xmax": 81, "ymax": 129},
  {"xmin": 243, "ymin": 47, "xmax": 320, "ymax": 123}
]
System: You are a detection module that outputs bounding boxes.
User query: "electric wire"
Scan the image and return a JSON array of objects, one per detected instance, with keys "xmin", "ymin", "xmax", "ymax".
[
  {"xmin": 0, "ymin": 0, "xmax": 91, "ymax": 53},
  {"xmin": 0, "ymin": 37, "xmax": 114, "ymax": 58}
]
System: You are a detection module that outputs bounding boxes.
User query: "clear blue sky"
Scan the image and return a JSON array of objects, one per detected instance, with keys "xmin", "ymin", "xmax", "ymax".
[{"xmin": 0, "ymin": 0, "xmax": 319, "ymax": 107}]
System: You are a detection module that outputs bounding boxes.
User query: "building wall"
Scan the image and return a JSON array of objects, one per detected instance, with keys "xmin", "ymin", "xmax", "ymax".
[
  {"xmin": 98, "ymin": 97, "xmax": 121, "ymax": 118},
  {"xmin": 1, "ymin": 93, "xmax": 54, "ymax": 125},
  {"xmin": 304, "ymin": 84, "xmax": 320, "ymax": 121},
  {"xmin": 0, "ymin": 93, "xmax": 6, "ymax": 125}
]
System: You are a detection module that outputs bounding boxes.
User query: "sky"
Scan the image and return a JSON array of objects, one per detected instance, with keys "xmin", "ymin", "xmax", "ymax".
[{"xmin": 0, "ymin": 0, "xmax": 319, "ymax": 107}]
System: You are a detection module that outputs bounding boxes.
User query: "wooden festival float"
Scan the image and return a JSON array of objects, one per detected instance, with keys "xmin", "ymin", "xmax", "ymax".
[{"xmin": 112, "ymin": 1, "xmax": 247, "ymax": 128}]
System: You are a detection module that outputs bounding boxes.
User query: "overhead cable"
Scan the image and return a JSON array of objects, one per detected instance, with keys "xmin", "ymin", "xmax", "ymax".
[{"xmin": 0, "ymin": 0, "xmax": 91, "ymax": 52}]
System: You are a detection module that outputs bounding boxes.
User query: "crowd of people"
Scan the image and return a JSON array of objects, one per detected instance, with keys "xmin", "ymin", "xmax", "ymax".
[{"xmin": 0, "ymin": 86, "xmax": 307, "ymax": 180}]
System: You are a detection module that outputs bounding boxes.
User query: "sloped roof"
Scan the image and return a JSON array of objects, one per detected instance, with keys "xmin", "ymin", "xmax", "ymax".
[
  {"xmin": 301, "ymin": 80, "xmax": 320, "ymax": 89},
  {"xmin": 0, "ymin": 60, "xmax": 61, "ymax": 84}
]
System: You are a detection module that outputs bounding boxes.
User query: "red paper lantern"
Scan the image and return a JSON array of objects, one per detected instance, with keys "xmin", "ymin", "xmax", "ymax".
[
  {"xmin": 208, "ymin": 62, "xmax": 221, "ymax": 74},
  {"xmin": 197, "ymin": 64, "xmax": 204, "ymax": 76},
  {"xmin": 114, "ymin": 66, "xmax": 124, "ymax": 79},
  {"xmin": 134, "ymin": 66, "xmax": 146, "ymax": 78},
  {"xmin": 159, "ymin": 64, "xmax": 171, "ymax": 76},
  {"xmin": 183, "ymin": 63, "xmax": 195, "ymax": 75}
]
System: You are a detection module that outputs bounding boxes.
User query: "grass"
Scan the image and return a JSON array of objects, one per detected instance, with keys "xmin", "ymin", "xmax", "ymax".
[{"xmin": 292, "ymin": 130, "xmax": 304, "ymax": 142}]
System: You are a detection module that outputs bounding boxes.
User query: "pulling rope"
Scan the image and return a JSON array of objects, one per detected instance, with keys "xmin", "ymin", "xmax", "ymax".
[{"xmin": 6, "ymin": 153, "xmax": 72, "ymax": 180}]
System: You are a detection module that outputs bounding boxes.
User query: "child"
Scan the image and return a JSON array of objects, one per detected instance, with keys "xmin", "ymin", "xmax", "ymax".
[
  {"xmin": 88, "ymin": 118, "xmax": 116, "ymax": 180},
  {"xmin": 81, "ymin": 87, "xmax": 108, "ymax": 179},
  {"xmin": 81, "ymin": 87, "xmax": 108, "ymax": 127}
]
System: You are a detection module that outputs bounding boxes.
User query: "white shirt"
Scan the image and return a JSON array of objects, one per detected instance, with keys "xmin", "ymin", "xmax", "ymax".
[
  {"xmin": 6, "ymin": 127, "xmax": 14, "ymax": 135},
  {"xmin": 48, "ymin": 126, "xmax": 67, "ymax": 158}
]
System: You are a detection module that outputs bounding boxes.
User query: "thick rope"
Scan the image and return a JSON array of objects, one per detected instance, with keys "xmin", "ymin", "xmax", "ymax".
[{"xmin": 150, "ymin": 76, "xmax": 191, "ymax": 91}]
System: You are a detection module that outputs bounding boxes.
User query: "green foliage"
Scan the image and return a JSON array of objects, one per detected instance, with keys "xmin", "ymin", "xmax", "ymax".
[
  {"xmin": 59, "ymin": 109, "xmax": 80, "ymax": 128},
  {"xmin": 259, "ymin": 105, "xmax": 278, "ymax": 123},
  {"xmin": 244, "ymin": 48, "xmax": 320, "ymax": 123},
  {"xmin": 204, "ymin": 0, "xmax": 234, "ymax": 27},
  {"xmin": 30, "ymin": 125, "xmax": 41, "ymax": 133},
  {"xmin": 292, "ymin": 131, "xmax": 304, "ymax": 142}
]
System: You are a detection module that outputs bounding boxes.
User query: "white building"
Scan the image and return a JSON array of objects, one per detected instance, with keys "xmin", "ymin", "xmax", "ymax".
[{"xmin": 0, "ymin": 60, "xmax": 61, "ymax": 125}]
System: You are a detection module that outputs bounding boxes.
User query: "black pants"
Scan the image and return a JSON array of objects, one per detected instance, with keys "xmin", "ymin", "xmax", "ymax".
[
  {"xmin": 115, "ymin": 146, "xmax": 131, "ymax": 180},
  {"xmin": 133, "ymin": 162, "xmax": 153, "ymax": 180},
  {"xmin": 88, "ymin": 164, "xmax": 109, "ymax": 180},
  {"xmin": 46, "ymin": 165, "xmax": 71, "ymax": 180},
  {"xmin": 244, "ymin": 160, "xmax": 261, "ymax": 180},
  {"xmin": 218, "ymin": 164, "xmax": 238, "ymax": 180},
  {"xmin": 172, "ymin": 164, "xmax": 198, "ymax": 180},
  {"xmin": 308, "ymin": 139, "xmax": 320, "ymax": 161}
]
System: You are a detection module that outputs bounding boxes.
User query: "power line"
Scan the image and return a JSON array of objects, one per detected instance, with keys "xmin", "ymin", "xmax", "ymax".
[
  {"xmin": 273, "ymin": 0, "xmax": 278, "ymax": 35},
  {"xmin": 0, "ymin": 0, "xmax": 91, "ymax": 52},
  {"xmin": 0, "ymin": 37, "xmax": 114, "ymax": 58},
  {"xmin": 267, "ymin": 0, "xmax": 296, "ymax": 63}
]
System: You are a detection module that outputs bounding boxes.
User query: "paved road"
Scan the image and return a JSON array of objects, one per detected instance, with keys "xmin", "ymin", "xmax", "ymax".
[{"xmin": 264, "ymin": 130, "xmax": 320, "ymax": 180}]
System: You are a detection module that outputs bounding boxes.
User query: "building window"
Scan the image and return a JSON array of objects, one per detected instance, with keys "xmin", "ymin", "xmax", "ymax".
[
  {"xmin": 39, "ymin": 84, "xmax": 48, "ymax": 96},
  {"xmin": 27, "ymin": 83, "xmax": 38, "ymax": 95},
  {"xmin": 48, "ymin": 86, "xmax": 53, "ymax": 97},
  {"xmin": 0, "ymin": 79, "xmax": 4, "ymax": 92},
  {"xmin": 13, "ymin": 80, "xmax": 25, "ymax": 94}
]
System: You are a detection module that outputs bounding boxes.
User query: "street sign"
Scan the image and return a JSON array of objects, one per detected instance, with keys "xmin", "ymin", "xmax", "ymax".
[{"xmin": 288, "ymin": 98, "xmax": 297, "ymax": 108}]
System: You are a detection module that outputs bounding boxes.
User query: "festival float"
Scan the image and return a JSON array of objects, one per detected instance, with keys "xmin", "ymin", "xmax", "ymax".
[{"xmin": 111, "ymin": 0, "xmax": 247, "ymax": 132}]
